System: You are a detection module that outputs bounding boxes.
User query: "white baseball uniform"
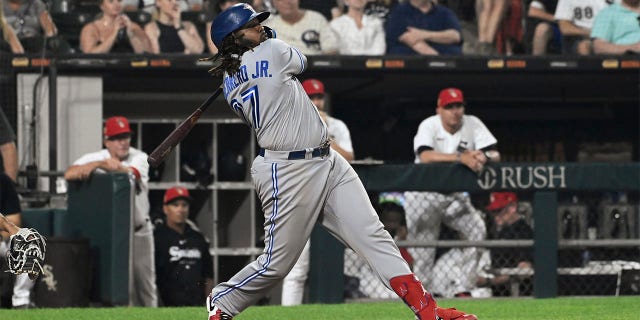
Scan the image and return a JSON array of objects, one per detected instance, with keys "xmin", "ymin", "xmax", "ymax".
[
  {"xmin": 405, "ymin": 114, "xmax": 495, "ymax": 292},
  {"xmin": 72, "ymin": 147, "xmax": 158, "ymax": 307},
  {"xmin": 209, "ymin": 38, "xmax": 410, "ymax": 316}
]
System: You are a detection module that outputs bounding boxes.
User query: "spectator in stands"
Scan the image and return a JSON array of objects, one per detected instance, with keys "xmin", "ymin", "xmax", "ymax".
[
  {"xmin": 344, "ymin": 193, "xmax": 414, "ymax": 299},
  {"xmin": 524, "ymin": 0, "xmax": 559, "ymax": 55},
  {"xmin": 404, "ymin": 87, "xmax": 497, "ymax": 293},
  {"xmin": 0, "ymin": 0, "xmax": 24, "ymax": 53},
  {"xmin": 281, "ymin": 78, "xmax": 354, "ymax": 306},
  {"xmin": 439, "ymin": 0, "xmax": 479, "ymax": 55},
  {"xmin": 555, "ymin": 0, "xmax": 615, "ymax": 55},
  {"xmin": 80, "ymin": 0, "xmax": 152, "ymax": 54},
  {"xmin": 2, "ymin": 0, "xmax": 58, "ymax": 53},
  {"xmin": 145, "ymin": 0, "xmax": 205, "ymax": 54},
  {"xmin": 154, "ymin": 186, "xmax": 214, "ymax": 306},
  {"xmin": 591, "ymin": 0, "xmax": 640, "ymax": 55},
  {"xmin": 205, "ymin": 0, "xmax": 240, "ymax": 54},
  {"xmin": 266, "ymin": 0, "xmax": 338, "ymax": 55},
  {"xmin": 0, "ymin": 108, "xmax": 17, "ymax": 181},
  {"xmin": 495, "ymin": 0, "xmax": 525, "ymax": 55},
  {"xmin": 64, "ymin": 116, "xmax": 158, "ymax": 307},
  {"xmin": 478, "ymin": 192, "xmax": 533, "ymax": 296},
  {"xmin": 0, "ymin": 173, "xmax": 36, "ymax": 309},
  {"xmin": 385, "ymin": 0, "xmax": 462, "ymax": 55},
  {"xmin": 329, "ymin": 0, "xmax": 386, "ymax": 55},
  {"xmin": 475, "ymin": 0, "xmax": 507, "ymax": 55}
]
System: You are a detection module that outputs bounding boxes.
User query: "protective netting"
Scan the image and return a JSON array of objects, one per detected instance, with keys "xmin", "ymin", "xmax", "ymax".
[{"xmin": 343, "ymin": 191, "xmax": 640, "ymax": 299}]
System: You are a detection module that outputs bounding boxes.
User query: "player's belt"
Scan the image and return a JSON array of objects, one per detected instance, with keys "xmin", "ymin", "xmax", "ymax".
[{"xmin": 258, "ymin": 145, "xmax": 330, "ymax": 160}]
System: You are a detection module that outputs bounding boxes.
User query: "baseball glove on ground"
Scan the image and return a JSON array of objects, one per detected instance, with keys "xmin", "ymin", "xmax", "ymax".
[{"xmin": 6, "ymin": 228, "xmax": 46, "ymax": 280}]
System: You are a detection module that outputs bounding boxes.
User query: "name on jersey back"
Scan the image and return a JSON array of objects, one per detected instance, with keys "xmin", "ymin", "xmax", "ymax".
[{"xmin": 223, "ymin": 60, "xmax": 273, "ymax": 97}]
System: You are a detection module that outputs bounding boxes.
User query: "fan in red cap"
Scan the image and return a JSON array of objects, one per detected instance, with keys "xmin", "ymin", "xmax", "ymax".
[
  {"xmin": 157, "ymin": 185, "xmax": 214, "ymax": 307},
  {"xmin": 163, "ymin": 186, "xmax": 193, "ymax": 204},
  {"xmin": 486, "ymin": 192, "xmax": 518, "ymax": 212},
  {"xmin": 476, "ymin": 191, "xmax": 533, "ymax": 293},
  {"xmin": 437, "ymin": 87, "xmax": 465, "ymax": 109},
  {"xmin": 301, "ymin": 79, "xmax": 325, "ymax": 96},
  {"xmin": 103, "ymin": 116, "xmax": 132, "ymax": 139}
]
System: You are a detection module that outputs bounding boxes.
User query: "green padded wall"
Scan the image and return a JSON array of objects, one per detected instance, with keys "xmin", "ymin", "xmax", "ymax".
[{"xmin": 67, "ymin": 173, "xmax": 132, "ymax": 306}]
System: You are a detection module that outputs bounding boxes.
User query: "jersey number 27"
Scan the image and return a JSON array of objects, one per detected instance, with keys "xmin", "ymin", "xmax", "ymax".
[{"xmin": 230, "ymin": 85, "xmax": 261, "ymax": 129}]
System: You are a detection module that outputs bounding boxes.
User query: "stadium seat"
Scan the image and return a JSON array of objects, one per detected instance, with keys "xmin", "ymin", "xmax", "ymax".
[
  {"xmin": 126, "ymin": 10, "xmax": 152, "ymax": 27},
  {"xmin": 51, "ymin": 12, "xmax": 94, "ymax": 52}
]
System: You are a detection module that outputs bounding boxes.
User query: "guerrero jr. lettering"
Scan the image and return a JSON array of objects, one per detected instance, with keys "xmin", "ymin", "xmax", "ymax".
[{"xmin": 223, "ymin": 60, "xmax": 272, "ymax": 98}]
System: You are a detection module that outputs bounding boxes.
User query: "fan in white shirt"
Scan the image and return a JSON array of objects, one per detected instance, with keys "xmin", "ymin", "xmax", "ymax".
[
  {"xmin": 554, "ymin": 0, "xmax": 617, "ymax": 54},
  {"xmin": 329, "ymin": 0, "xmax": 386, "ymax": 55}
]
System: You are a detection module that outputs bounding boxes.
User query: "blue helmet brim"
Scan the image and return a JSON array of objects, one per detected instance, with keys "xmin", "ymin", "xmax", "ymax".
[{"xmin": 251, "ymin": 11, "xmax": 270, "ymax": 24}]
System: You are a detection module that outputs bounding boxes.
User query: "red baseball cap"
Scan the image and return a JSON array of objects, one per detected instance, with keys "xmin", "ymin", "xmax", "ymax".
[
  {"xmin": 437, "ymin": 88, "xmax": 465, "ymax": 108},
  {"xmin": 104, "ymin": 116, "xmax": 132, "ymax": 138},
  {"xmin": 163, "ymin": 186, "xmax": 192, "ymax": 204},
  {"xmin": 302, "ymin": 79, "xmax": 325, "ymax": 96},
  {"xmin": 486, "ymin": 192, "xmax": 518, "ymax": 211}
]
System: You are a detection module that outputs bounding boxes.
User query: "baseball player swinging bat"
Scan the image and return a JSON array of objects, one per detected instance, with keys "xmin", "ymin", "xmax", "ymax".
[{"xmin": 147, "ymin": 87, "xmax": 223, "ymax": 168}]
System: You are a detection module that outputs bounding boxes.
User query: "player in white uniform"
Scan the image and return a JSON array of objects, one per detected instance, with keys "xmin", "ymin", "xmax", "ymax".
[
  {"xmin": 281, "ymin": 78, "xmax": 354, "ymax": 306},
  {"xmin": 405, "ymin": 88, "xmax": 499, "ymax": 295},
  {"xmin": 205, "ymin": 4, "xmax": 477, "ymax": 320},
  {"xmin": 64, "ymin": 116, "xmax": 158, "ymax": 307},
  {"xmin": 554, "ymin": 0, "xmax": 617, "ymax": 54}
]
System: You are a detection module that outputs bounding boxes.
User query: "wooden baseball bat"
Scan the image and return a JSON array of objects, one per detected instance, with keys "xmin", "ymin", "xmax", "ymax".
[{"xmin": 147, "ymin": 87, "xmax": 223, "ymax": 168}]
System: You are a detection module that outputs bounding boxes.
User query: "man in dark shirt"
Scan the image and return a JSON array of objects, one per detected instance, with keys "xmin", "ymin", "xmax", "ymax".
[
  {"xmin": 487, "ymin": 192, "xmax": 534, "ymax": 268},
  {"xmin": 385, "ymin": 0, "xmax": 463, "ymax": 55},
  {"xmin": 154, "ymin": 186, "xmax": 213, "ymax": 306},
  {"xmin": 479, "ymin": 192, "xmax": 533, "ymax": 296}
]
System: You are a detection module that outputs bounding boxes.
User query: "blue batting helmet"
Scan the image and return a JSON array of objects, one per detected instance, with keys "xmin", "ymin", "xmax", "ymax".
[{"xmin": 211, "ymin": 3, "xmax": 270, "ymax": 48}]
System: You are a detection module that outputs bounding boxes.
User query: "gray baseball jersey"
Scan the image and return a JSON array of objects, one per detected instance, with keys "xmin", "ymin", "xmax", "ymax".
[
  {"xmin": 221, "ymin": 38, "xmax": 327, "ymax": 150},
  {"xmin": 210, "ymin": 38, "xmax": 410, "ymax": 316}
]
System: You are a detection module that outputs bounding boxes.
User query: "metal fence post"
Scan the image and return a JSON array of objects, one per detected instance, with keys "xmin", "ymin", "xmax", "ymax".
[
  {"xmin": 533, "ymin": 191, "xmax": 558, "ymax": 298},
  {"xmin": 309, "ymin": 224, "xmax": 344, "ymax": 303}
]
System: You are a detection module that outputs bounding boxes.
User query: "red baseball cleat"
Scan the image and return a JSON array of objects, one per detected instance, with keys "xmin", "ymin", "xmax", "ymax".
[
  {"xmin": 418, "ymin": 294, "xmax": 478, "ymax": 320},
  {"xmin": 208, "ymin": 306, "xmax": 233, "ymax": 320},
  {"xmin": 390, "ymin": 274, "xmax": 478, "ymax": 320},
  {"xmin": 433, "ymin": 306, "xmax": 478, "ymax": 320}
]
